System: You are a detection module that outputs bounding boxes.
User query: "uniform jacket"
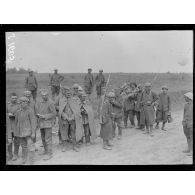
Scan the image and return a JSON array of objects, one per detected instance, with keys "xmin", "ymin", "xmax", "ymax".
[
  {"xmin": 157, "ymin": 92, "xmax": 171, "ymax": 112},
  {"xmin": 7, "ymin": 102, "xmax": 20, "ymax": 133},
  {"xmin": 112, "ymin": 96, "xmax": 123, "ymax": 118},
  {"xmin": 25, "ymin": 75, "xmax": 38, "ymax": 91},
  {"xmin": 15, "ymin": 107, "xmax": 36, "ymax": 137},
  {"xmin": 183, "ymin": 101, "xmax": 193, "ymax": 128},
  {"xmin": 134, "ymin": 91, "xmax": 143, "ymax": 112},
  {"xmin": 36, "ymin": 99, "xmax": 56, "ymax": 129},
  {"xmin": 80, "ymin": 101, "xmax": 97, "ymax": 141},
  {"xmin": 59, "ymin": 97, "xmax": 84, "ymax": 141},
  {"xmin": 49, "ymin": 73, "xmax": 64, "ymax": 86},
  {"xmin": 123, "ymin": 94, "xmax": 135, "ymax": 112},
  {"xmin": 95, "ymin": 74, "xmax": 105, "ymax": 87}
]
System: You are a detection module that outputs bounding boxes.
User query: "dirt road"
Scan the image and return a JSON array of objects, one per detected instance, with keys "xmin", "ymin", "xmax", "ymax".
[{"xmin": 9, "ymin": 110, "xmax": 192, "ymax": 165}]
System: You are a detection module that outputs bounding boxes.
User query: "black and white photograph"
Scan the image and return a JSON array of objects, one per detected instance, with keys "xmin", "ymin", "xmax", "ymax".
[{"xmin": 3, "ymin": 26, "xmax": 193, "ymax": 167}]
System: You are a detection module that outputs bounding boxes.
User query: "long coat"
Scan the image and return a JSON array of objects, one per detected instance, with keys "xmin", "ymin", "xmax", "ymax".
[
  {"xmin": 59, "ymin": 97, "xmax": 84, "ymax": 141},
  {"xmin": 100, "ymin": 100, "xmax": 113, "ymax": 140},
  {"xmin": 81, "ymin": 101, "xmax": 97, "ymax": 142},
  {"xmin": 140, "ymin": 90, "xmax": 158, "ymax": 126}
]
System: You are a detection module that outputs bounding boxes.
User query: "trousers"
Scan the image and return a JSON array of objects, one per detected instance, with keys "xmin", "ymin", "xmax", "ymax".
[
  {"xmin": 40, "ymin": 128, "xmax": 52, "ymax": 155},
  {"xmin": 124, "ymin": 110, "xmax": 135, "ymax": 126},
  {"xmin": 83, "ymin": 124, "xmax": 91, "ymax": 143},
  {"xmin": 112, "ymin": 117, "xmax": 123, "ymax": 136}
]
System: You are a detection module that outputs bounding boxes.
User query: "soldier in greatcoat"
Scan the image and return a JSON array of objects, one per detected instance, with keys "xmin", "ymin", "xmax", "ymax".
[
  {"xmin": 49, "ymin": 68, "xmax": 64, "ymax": 101},
  {"xmin": 6, "ymin": 92, "xmax": 20, "ymax": 161},
  {"xmin": 95, "ymin": 69, "xmax": 106, "ymax": 99},
  {"xmin": 36, "ymin": 89, "xmax": 56, "ymax": 160},
  {"xmin": 182, "ymin": 92, "xmax": 193, "ymax": 156},
  {"xmin": 58, "ymin": 88, "xmax": 84, "ymax": 152},
  {"xmin": 15, "ymin": 97, "xmax": 36, "ymax": 165},
  {"xmin": 84, "ymin": 68, "xmax": 94, "ymax": 100},
  {"xmin": 80, "ymin": 92, "xmax": 97, "ymax": 145},
  {"xmin": 140, "ymin": 82, "xmax": 158, "ymax": 136},
  {"xmin": 100, "ymin": 92, "xmax": 115, "ymax": 150},
  {"xmin": 155, "ymin": 86, "xmax": 171, "ymax": 131}
]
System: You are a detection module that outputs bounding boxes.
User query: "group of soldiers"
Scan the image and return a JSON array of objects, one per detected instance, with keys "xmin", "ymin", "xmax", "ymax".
[{"xmin": 6, "ymin": 68, "xmax": 193, "ymax": 165}]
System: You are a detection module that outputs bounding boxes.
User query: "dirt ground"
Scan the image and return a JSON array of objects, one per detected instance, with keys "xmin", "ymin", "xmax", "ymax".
[{"xmin": 8, "ymin": 110, "xmax": 192, "ymax": 165}]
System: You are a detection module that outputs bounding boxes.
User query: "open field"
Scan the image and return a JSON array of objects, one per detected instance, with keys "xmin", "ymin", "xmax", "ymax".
[{"xmin": 6, "ymin": 72, "xmax": 193, "ymax": 165}]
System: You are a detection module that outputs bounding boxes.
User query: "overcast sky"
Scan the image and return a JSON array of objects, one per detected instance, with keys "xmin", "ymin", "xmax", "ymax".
[{"xmin": 6, "ymin": 31, "xmax": 193, "ymax": 73}]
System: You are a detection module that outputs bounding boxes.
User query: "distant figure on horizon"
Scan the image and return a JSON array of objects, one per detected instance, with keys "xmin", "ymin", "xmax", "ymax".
[
  {"xmin": 95, "ymin": 69, "xmax": 106, "ymax": 99},
  {"xmin": 25, "ymin": 70, "xmax": 38, "ymax": 101},
  {"xmin": 84, "ymin": 68, "xmax": 94, "ymax": 101},
  {"xmin": 49, "ymin": 68, "xmax": 64, "ymax": 101}
]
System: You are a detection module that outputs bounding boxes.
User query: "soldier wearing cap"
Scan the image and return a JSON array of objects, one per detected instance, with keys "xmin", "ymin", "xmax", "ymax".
[
  {"xmin": 58, "ymin": 88, "xmax": 84, "ymax": 152},
  {"xmin": 155, "ymin": 86, "xmax": 171, "ymax": 131},
  {"xmin": 84, "ymin": 68, "xmax": 94, "ymax": 100},
  {"xmin": 134, "ymin": 84, "xmax": 144, "ymax": 129},
  {"xmin": 100, "ymin": 92, "xmax": 115, "ymax": 150},
  {"xmin": 95, "ymin": 69, "xmax": 106, "ymax": 99},
  {"xmin": 6, "ymin": 92, "xmax": 20, "ymax": 161},
  {"xmin": 182, "ymin": 92, "xmax": 193, "ymax": 156},
  {"xmin": 25, "ymin": 70, "xmax": 38, "ymax": 101},
  {"xmin": 49, "ymin": 68, "xmax": 64, "ymax": 101},
  {"xmin": 36, "ymin": 89, "xmax": 56, "ymax": 160},
  {"xmin": 111, "ymin": 88, "xmax": 123, "ymax": 139},
  {"xmin": 14, "ymin": 96, "xmax": 36, "ymax": 164},
  {"xmin": 80, "ymin": 92, "xmax": 97, "ymax": 145},
  {"xmin": 140, "ymin": 82, "xmax": 158, "ymax": 136}
]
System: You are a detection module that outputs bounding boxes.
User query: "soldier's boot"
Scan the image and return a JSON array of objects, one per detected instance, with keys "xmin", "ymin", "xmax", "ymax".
[
  {"xmin": 143, "ymin": 126, "xmax": 149, "ymax": 134},
  {"xmin": 187, "ymin": 139, "xmax": 193, "ymax": 156},
  {"xmin": 43, "ymin": 144, "xmax": 53, "ymax": 160},
  {"xmin": 107, "ymin": 140, "xmax": 113, "ymax": 147},
  {"xmin": 103, "ymin": 141, "xmax": 112, "ymax": 150},
  {"xmin": 149, "ymin": 125, "xmax": 154, "ymax": 137},
  {"xmin": 7, "ymin": 143, "xmax": 13, "ymax": 161},
  {"xmin": 61, "ymin": 141, "xmax": 68, "ymax": 152},
  {"xmin": 21, "ymin": 147, "xmax": 28, "ymax": 165},
  {"xmin": 161, "ymin": 123, "xmax": 166, "ymax": 131},
  {"xmin": 155, "ymin": 123, "xmax": 159, "ymax": 129},
  {"xmin": 29, "ymin": 151, "xmax": 35, "ymax": 165},
  {"xmin": 183, "ymin": 138, "xmax": 190, "ymax": 153},
  {"xmin": 117, "ymin": 128, "xmax": 122, "ymax": 140}
]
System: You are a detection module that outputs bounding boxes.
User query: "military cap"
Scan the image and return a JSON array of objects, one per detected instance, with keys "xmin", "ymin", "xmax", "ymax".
[
  {"xmin": 137, "ymin": 84, "xmax": 142, "ymax": 88},
  {"xmin": 99, "ymin": 69, "xmax": 103, "ymax": 72},
  {"xmin": 24, "ymin": 90, "xmax": 32, "ymax": 96},
  {"xmin": 72, "ymin": 83, "xmax": 79, "ymax": 89},
  {"xmin": 19, "ymin": 96, "xmax": 29, "ymax": 102},
  {"xmin": 10, "ymin": 92, "xmax": 17, "ymax": 97},
  {"xmin": 184, "ymin": 92, "xmax": 193, "ymax": 100},
  {"xmin": 107, "ymin": 92, "xmax": 115, "ymax": 98},
  {"xmin": 54, "ymin": 68, "xmax": 58, "ymax": 71},
  {"xmin": 162, "ymin": 85, "xmax": 168, "ymax": 90},
  {"xmin": 28, "ymin": 70, "xmax": 33, "ymax": 73},
  {"xmin": 88, "ymin": 68, "xmax": 92, "ymax": 71},
  {"xmin": 78, "ymin": 86, "xmax": 83, "ymax": 91},
  {"xmin": 145, "ymin": 82, "xmax": 151, "ymax": 87},
  {"xmin": 40, "ymin": 89, "xmax": 49, "ymax": 95}
]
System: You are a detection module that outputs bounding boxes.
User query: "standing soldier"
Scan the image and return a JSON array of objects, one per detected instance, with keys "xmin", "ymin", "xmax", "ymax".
[
  {"xmin": 49, "ymin": 68, "xmax": 64, "ymax": 101},
  {"xmin": 25, "ymin": 70, "xmax": 38, "ymax": 101},
  {"xmin": 134, "ymin": 84, "xmax": 144, "ymax": 129},
  {"xmin": 155, "ymin": 86, "xmax": 171, "ymax": 131},
  {"xmin": 182, "ymin": 92, "xmax": 193, "ymax": 156},
  {"xmin": 100, "ymin": 92, "xmax": 115, "ymax": 150},
  {"xmin": 36, "ymin": 89, "xmax": 56, "ymax": 160},
  {"xmin": 6, "ymin": 92, "xmax": 20, "ymax": 161},
  {"xmin": 80, "ymin": 92, "xmax": 97, "ymax": 145},
  {"xmin": 95, "ymin": 69, "xmax": 106, "ymax": 99},
  {"xmin": 84, "ymin": 68, "xmax": 94, "ymax": 100},
  {"xmin": 140, "ymin": 82, "xmax": 158, "ymax": 136},
  {"xmin": 24, "ymin": 90, "xmax": 38, "ymax": 150},
  {"xmin": 123, "ymin": 87, "xmax": 136, "ymax": 128},
  {"xmin": 111, "ymin": 88, "xmax": 123, "ymax": 139},
  {"xmin": 15, "ymin": 97, "xmax": 36, "ymax": 165},
  {"xmin": 58, "ymin": 88, "xmax": 84, "ymax": 152}
]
